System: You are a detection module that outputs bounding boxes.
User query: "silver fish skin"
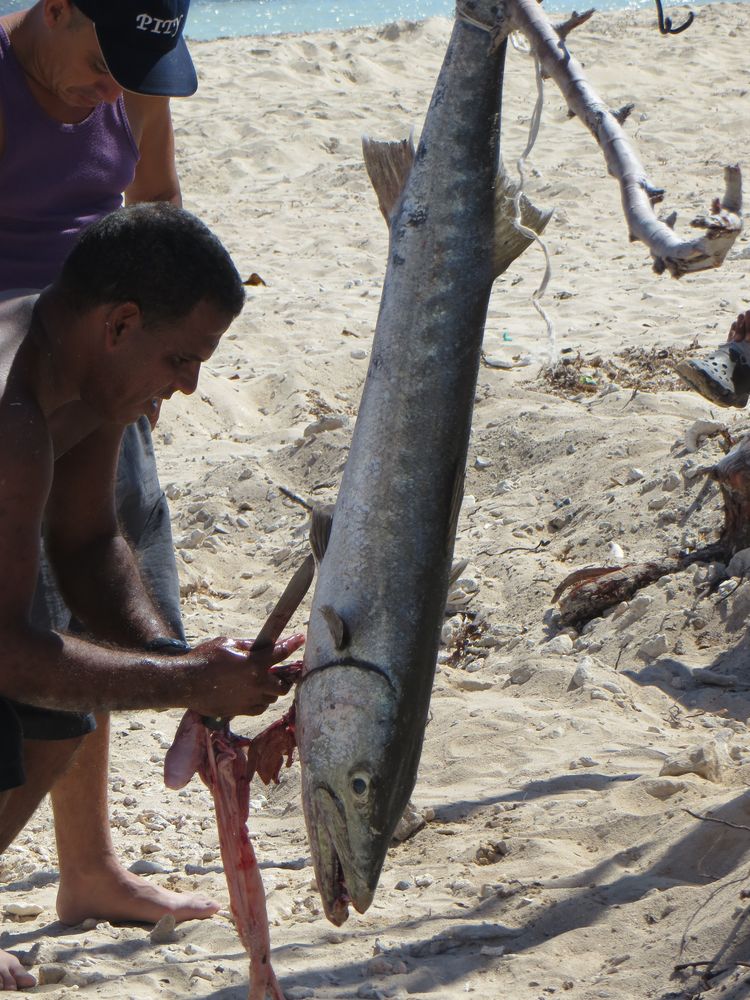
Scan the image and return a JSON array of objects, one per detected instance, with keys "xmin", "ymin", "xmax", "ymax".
[{"xmin": 296, "ymin": 2, "xmax": 548, "ymax": 927}]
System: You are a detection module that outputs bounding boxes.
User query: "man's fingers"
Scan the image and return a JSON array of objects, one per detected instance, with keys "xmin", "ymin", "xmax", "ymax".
[{"xmin": 234, "ymin": 633, "xmax": 306, "ymax": 660}]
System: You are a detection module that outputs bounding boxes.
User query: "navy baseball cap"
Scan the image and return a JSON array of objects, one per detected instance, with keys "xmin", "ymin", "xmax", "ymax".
[{"xmin": 74, "ymin": 0, "xmax": 197, "ymax": 97}]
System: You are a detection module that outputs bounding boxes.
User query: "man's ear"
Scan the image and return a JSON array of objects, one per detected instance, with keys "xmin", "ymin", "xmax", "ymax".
[
  {"xmin": 103, "ymin": 302, "xmax": 142, "ymax": 351},
  {"xmin": 43, "ymin": 0, "xmax": 74, "ymax": 29}
]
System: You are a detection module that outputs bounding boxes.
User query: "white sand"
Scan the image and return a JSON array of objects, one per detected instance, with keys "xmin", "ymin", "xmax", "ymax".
[{"xmin": 4, "ymin": 3, "xmax": 750, "ymax": 997}]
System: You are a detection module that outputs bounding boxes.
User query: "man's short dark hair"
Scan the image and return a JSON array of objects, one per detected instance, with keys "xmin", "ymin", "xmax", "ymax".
[{"xmin": 59, "ymin": 203, "xmax": 245, "ymax": 326}]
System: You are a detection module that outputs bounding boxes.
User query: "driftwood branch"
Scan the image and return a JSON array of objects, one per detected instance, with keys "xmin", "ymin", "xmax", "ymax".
[
  {"xmin": 502, "ymin": 0, "xmax": 742, "ymax": 277},
  {"xmin": 554, "ymin": 436, "xmax": 750, "ymax": 626}
]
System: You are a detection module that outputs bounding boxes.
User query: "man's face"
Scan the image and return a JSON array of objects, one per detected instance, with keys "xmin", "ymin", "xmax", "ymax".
[
  {"xmin": 45, "ymin": 3, "xmax": 123, "ymax": 108},
  {"xmin": 103, "ymin": 299, "xmax": 234, "ymax": 425}
]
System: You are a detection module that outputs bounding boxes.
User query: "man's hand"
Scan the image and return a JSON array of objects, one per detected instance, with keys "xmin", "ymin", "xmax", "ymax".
[{"xmin": 186, "ymin": 634, "xmax": 305, "ymax": 718}]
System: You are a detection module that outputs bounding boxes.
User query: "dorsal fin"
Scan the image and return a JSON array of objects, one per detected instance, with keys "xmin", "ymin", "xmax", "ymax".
[
  {"xmin": 493, "ymin": 161, "xmax": 554, "ymax": 277},
  {"xmin": 309, "ymin": 504, "xmax": 334, "ymax": 565},
  {"xmin": 362, "ymin": 135, "xmax": 416, "ymax": 225},
  {"xmin": 320, "ymin": 604, "xmax": 348, "ymax": 650}
]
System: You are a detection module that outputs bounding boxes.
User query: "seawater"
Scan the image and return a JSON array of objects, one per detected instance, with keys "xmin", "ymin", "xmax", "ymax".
[{"xmin": 0, "ymin": 0, "xmax": 731, "ymax": 39}]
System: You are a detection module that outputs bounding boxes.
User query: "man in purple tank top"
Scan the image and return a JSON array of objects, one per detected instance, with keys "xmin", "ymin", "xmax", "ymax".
[{"xmin": 0, "ymin": 1, "xmax": 220, "ymax": 989}]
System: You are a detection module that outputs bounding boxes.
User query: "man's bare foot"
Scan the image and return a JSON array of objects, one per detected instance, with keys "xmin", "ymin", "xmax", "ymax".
[
  {"xmin": 0, "ymin": 950, "xmax": 36, "ymax": 991},
  {"xmin": 56, "ymin": 858, "xmax": 220, "ymax": 926}
]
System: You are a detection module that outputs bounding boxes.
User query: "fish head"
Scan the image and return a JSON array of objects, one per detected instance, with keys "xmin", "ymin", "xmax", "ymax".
[{"xmin": 296, "ymin": 663, "xmax": 418, "ymax": 926}]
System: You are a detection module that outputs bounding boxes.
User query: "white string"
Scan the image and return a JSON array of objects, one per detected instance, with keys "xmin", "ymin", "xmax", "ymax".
[{"xmin": 511, "ymin": 56, "xmax": 557, "ymax": 364}]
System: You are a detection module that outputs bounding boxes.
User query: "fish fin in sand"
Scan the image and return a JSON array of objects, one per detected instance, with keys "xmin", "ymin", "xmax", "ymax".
[
  {"xmin": 362, "ymin": 135, "xmax": 416, "ymax": 224},
  {"xmin": 493, "ymin": 162, "xmax": 553, "ymax": 277},
  {"xmin": 310, "ymin": 504, "xmax": 334, "ymax": 566},
  {"xmin": 320, "ymin": 604, "xmax": 349, "ymax": 650}
]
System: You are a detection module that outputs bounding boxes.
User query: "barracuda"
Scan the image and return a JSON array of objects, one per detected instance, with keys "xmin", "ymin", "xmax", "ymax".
[{"xmin": 295, "ymin": 1, "xmax": 550, "ymax": 926}]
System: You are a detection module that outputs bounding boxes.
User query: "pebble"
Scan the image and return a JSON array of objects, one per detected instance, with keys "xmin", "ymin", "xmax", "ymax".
[
  {"xmin": 3, "ymin": 903, "xmax": 43, "ymax": 918},
  {"xmin": 149, "ymin": 914, "xmax": 178, "ymax": 944},
  {"xmin": 286, "ymin": 988, "xmax": 317, "ymax": 999},
  {"xmin": 351, "ymin": 348, "xmax": 368, "ymax": 360},
  {"xmin": 453, "ymin": 674, "xmax": 494, "ymax": 691},
  {"xmin": 626, "ymin": 467, "xmax": 645, "ymax": 482},
  {"xmin": 129, "ymin": 859, "xmax": 169, "ymax": 875},
  {"xmin": 660, "ymin": 744, "xmax": 722, "ymax": 783},
  {"xmin": 303, "ymin": 415, "xmax": 347, "ymax": 437},
  {"xmin": 570, "ymin": 755, "xmax": 599, "ymax": 769},
  {"xmin": 37, "ymin": 964, "xmax": 66, "ymax": 985},
  {"xmin": 684, "ymin": 418, "xmax": 725, "ymax": 452},
  {"xmin": 662, "ymin": 471, "xmax": 681, "ymax": 492},
  {"xmin": 638, "ymin": 634, "xmax": 668, "ymax": 660},
  {"xmin": 392, "ymin": 801, "xmax": 426, "ymax": 842},
  {"xmin": 394, "ymin": 879, "xmax": 413, "ymax": 891},
  {"xmin": 508, "ymin": 664, "xmax": 534, "ymax": 685},
  {"xmin": 569, "ymin": 660, "xmax": 594, "ymax": 689},
  {"xmin": 189, "ymin": 967, "xmax": 214, "ymax": 982},
  {"xmin": 543, "ymin": 634, "xmax": 574, "ymax": 655},
  {"xmin": 640, "ymin": 778, "xmax": 688, "ymax": 800},
  {"xmin": 607, "ymin": 541, "xmax": 624, "ymax": 562}
]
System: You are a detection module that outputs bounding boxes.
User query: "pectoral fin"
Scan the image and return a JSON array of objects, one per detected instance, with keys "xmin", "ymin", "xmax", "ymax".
[
  {"xmin": 362, "ymin": 135, "xmax": 416, "ymax": 224},
  {"xmin": 320, "ymin": 604, "xmax": 348, "ymax": 650}
]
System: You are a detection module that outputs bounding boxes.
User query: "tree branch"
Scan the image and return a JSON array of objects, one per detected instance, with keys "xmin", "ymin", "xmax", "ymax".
[{"xmin": 504, "ymin": 0, "xmax": 742, "ymax": 277}]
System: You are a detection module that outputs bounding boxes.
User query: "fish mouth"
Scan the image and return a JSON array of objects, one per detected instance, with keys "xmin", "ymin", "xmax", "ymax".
[{"xmin": 311, "ymin": 785, "xmax": 376, "ymax": 926}]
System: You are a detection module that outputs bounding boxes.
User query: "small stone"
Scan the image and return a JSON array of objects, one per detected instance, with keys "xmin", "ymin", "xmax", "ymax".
[
  {"xmin": 660, "ymin": 744, "xmax": 722, "ymax": 782},
  {"xmin": 569, "ymin": 660, "xmax": 593, "ymax": 690},
  {"xmin": 286, "ymin": 988, "xmax": 317, "ymax": 999},
  {"xmin": 3, "ymin": 903, "xmax": 43, "ymax": 918},
  {"xmin": 638, "ymin": 634, "xmax": 668, "ymax": 660},
  {"xmin": 38, "ymin": 964, "xmax": 66, "ymax": 985},
  {"xmin": 150, "ymin": 913, "xmax": 178, "ymax": 944},
  {"xmin": 543, "ymin": 634, "xmax": 574, "ymax": 655},
  {"xmin": 640, "ymin": 778, "xmax": 687, "ymax": 800},
  {"xmin": 570, "ymin": 755, "xmax": 599, "ymax": 769},
  {"xmin": 508, "ymin": 664, "xmax": 534, "ymax": 685},
  {"xmin": 129, "ymin": 859, "xmax": 169, "ymax": 875},
  {"xmin": 392, "ymin": 801, "xmax": 426, "ymax": 843},
  {"xmin": 351, "ymin": 348, "xmax": 368, "ymax": 360},
  {"xmin": 303, "ymin": 415, "xmax": 347, "ymax": 437},
  {"xmin": 394, "ymin": 879, "xmax": 413, "ymax": 891},
  {"xmin": 626, "ymin": 467, "xmax": 645, "ymax": 482}
]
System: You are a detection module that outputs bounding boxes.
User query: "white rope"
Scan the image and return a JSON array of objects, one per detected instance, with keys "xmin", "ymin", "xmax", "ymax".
[
  {"xmin": 455, "ymin": 2, "xmax": 556, "ymax": 361},
  {"xmin": 511, "ymin": 54, "xmax": 557, "ymax": 364}
]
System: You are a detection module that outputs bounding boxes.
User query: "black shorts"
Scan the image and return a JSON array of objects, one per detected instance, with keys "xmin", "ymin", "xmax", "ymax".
[{"xmin": 0, "ymin": 699, "xmax": 95, "ymax": 792}]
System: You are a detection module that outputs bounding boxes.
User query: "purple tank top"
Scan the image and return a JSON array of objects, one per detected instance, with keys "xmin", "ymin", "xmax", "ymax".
[{"xmin": 0, "ymin": 24, "xmax": 139, "ymax": 291}]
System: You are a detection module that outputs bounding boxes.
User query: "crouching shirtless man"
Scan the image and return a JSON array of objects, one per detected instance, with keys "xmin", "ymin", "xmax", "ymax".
[{"xmin": 0, "ymin": 202, "xmax": 304, "ymax": 990}]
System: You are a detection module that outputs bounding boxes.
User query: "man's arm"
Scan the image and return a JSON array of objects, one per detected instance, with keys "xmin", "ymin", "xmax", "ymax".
[
  {"xmin": 0, "ymin": 420, "xmax": 302, "ymax": 717},
  {"xmin": 123, "ymin": 94, "xmax": 182, "ymax": 206},
  {"xmin": 44, "ymin": 422, "xmax": 170, "ymax": 645}
]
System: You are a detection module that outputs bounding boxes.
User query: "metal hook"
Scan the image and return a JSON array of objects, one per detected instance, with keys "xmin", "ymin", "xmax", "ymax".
[{"xmin": 654, "ymin": 0, "xmax": 694, "ymax": 35}]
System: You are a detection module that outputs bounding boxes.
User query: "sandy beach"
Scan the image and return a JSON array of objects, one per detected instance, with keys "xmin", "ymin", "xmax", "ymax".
[{"xmin": 4, "ymin": 3, "xmax": 750, "ymax": 997}]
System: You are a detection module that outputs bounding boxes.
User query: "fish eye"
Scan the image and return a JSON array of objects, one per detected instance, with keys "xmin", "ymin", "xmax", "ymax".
[{"xmin": 351, "ymin": 773, "xmax": 369, "ymax": 797}]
